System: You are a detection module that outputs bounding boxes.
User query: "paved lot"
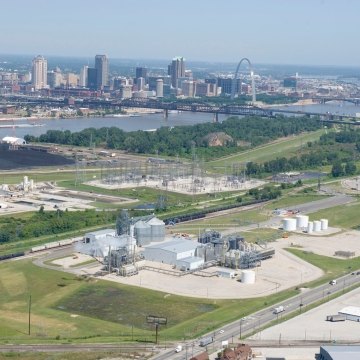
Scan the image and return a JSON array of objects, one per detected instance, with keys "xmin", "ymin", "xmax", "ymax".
[{"xmin": 250, "ymin": 286, "xmax": 360, "ymax": 342}]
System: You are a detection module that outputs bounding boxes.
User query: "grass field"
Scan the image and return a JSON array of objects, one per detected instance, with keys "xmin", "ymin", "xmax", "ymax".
[
  {"xmin": 0, "ymin": 259, "xmax": 299, "ymax": 343},
  {"xmin": 307, "ymin": 200, "xmax": 360, "ymax": 229},
  {"xmin": 285, "ymin": 248, "xmax": 360, "ymax": 286},
  {"xmin": 207, "ymin": 129, "xmax": 326, "ymax": 171}
]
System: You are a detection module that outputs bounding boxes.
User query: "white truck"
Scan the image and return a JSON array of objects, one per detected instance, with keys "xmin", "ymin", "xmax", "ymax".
[
  {"xmin": 273, "ymin": 305, "xmax": 285, "ymax": 314},
  {"xmin": 175, "ymin": 345, "xmax": 182, "ymax": 353}
]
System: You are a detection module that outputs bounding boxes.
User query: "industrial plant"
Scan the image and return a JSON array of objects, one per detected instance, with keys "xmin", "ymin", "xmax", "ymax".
[{"xmin": 75, "ymin": 212, "xmax": 275, "ymax": 283}]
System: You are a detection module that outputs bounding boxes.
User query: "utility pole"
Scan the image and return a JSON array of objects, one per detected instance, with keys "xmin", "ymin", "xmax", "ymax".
[{"xmin": 28, "ymin": 294, "xmax": 31, "ymax": 335}]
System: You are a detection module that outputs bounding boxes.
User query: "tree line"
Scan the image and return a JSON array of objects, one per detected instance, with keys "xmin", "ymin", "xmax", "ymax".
[
  {"xmin": 25, "ymin": 115, "xmax": 323, "ymax": 159},
  {"xmin": 245, "ymin": 129, "xmax": 359, "ymax": 177}
]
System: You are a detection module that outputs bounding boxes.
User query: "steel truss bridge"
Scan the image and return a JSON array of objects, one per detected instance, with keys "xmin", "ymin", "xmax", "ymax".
[{"xmin": 2, "ymin": 96, "xmax": 360, "ymax": 125}]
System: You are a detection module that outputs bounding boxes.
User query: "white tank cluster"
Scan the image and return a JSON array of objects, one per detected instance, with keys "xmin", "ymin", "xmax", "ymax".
[
  {"xmin": 282, "ymin": 215, "xmax": 329, "ymax": 233},
  {"xmin": 307, "ymin": 218, "xmax": 329, "ymax": 233}
]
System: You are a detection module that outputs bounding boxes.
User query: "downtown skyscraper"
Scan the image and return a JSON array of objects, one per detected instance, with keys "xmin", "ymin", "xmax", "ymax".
[
  {"xmin": 95, "ymin": 54, "xmax": 109, "ymax": 89},
  {"xmin": 168, "ymin": 56, "xmax": 185, "ymax": 88},
  {"xmin": 32, "ymin": 55, "xmax": 48, "ymax": 90}
]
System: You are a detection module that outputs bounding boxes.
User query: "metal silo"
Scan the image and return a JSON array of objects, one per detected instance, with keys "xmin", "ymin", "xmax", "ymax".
[
  {"xmin": 147, "ymin": 217, "xmax": 165, "ymax": 242},
  {"xmin": 134, "ymin": 220, "xmax": 152, "ymax": 246}
]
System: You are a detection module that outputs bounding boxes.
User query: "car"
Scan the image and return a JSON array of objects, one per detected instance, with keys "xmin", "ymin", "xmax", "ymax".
[
  {"xmin": 357, "ymin": 271, "xmax": 360, "ymax": 275},
  {"xmin": 351, "ymin": 272, "xmax": 355, "ymax": 275},
  {"xmin": 218, "ymin": 329, "xmax": 224, "ymax": 334},
  {"xmin": 329, "ymin": 280, "xmax": 337, "ymax": 285}
]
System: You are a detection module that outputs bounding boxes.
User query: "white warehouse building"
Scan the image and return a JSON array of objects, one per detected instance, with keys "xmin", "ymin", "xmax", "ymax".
[{"xmin": 144, "ymin": 239, "xmax": 204, "ymax": 270}]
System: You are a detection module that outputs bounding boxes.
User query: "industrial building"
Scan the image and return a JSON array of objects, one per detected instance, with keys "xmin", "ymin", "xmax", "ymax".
[
  {"xmin": 338, "ymin": 306, "xmax": 360, "ymax": 322},
  {"xmin": 317, "ymin": 345, "xmax": 360, "ymax": 360},
  {"xmin": 143, "ymin": 239, "xmax": 204, "ymax": 270},
  {"xmin": 79, "ymin": 229, "xmax": 136, "ymax": 258}
]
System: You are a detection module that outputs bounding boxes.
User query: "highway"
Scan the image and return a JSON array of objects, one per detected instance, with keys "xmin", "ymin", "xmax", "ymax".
[{"xmin": 151, "ymin": 272, "xmax": 360, "ymax": 360}]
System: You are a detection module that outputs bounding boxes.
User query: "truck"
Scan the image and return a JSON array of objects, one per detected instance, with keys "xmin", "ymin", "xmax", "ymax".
[
  {"xmin": 199, "ymin": 336, "xmax": 213, "ymax": 347},
  {"xmin": 273, "ymin": 305, "xmax": 285, "ymax": 314},
  {"xmin": 326, "ymin": 315, "xmax": 345, "ymax": 322},
  {"xmin": 175, "ymin": 345, "xmax": 182, "ymax": 353}
]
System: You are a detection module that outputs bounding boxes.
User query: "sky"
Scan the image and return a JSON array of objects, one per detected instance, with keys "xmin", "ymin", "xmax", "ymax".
[{"xmin": 1, "ymin": 0, "xmax": 360, "ymax": 66}]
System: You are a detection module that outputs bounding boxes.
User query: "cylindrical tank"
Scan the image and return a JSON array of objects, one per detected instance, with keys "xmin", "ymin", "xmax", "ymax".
[
  {"xmin": 321, "ymin": 219, "xmax": 328, "ymax": 230},
  {"xmin": 241, "ymin": 270, "xmax": 256, "ymax": 284},
  {"xmin": 282, "ymin": 218, "xmax": 297, "ymax": 231},
  {"xmin": 296, "ymin": 215, "xmax": 309, "ymax": 229},
  {"xmin": 313, "ymin": 220, "xmax": 321, "ymax": 232},
  {"xmin": 134, "ymin": 220, "xmax": 152, "ymax": 246},
  {"xmin": 307, "ymin": 221, "xmax": 313, "ymax": 234},
  {"xmin": 147, "ymin": 217, "xmax": 165, "ymax": 242}
]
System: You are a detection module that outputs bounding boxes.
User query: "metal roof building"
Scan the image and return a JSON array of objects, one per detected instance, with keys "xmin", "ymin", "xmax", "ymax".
[
  {"xmin": 318, "ymin": 345, "xmax": 360, "ymax": 360},
  {"xmin": 144, "ymin": 239, "xmax": 200, "ymax": 267},
  {"xmin": 338, "ymin": 306, "xmax": 360, "ymax": 322}
]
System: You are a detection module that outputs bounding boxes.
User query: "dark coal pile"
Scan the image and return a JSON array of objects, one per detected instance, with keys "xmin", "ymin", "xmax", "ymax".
[{"xmin": 0, "ymin": 145, "xmax": 74, "ymax": 170}]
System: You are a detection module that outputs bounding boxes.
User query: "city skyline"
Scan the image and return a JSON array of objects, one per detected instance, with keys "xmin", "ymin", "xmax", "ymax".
[{"xmin": 1, "ymin": 0, "xmax": 360, "ymax": 67}]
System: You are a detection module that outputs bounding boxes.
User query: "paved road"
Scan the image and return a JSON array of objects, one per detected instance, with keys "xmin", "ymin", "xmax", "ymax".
[{"xmin": 151, "ymin": 272, "xmax": 360, "ymax": 360}]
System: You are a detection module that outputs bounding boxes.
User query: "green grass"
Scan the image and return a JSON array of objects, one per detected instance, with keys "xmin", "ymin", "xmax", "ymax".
[
  {"xmin": 263, "ymin": 193, "xmax": 329, "ymax": 211},
  {"xmin": 207, "ymin": 129, "xmax": 326, "ymax": 171},
  {"xmin": 286, "ymin": 248, "xmax": 360, "ymax": 286},
  {"xmin": 170, "ymin": 208, "xmax": 268, "ymax": 234},
  {"xmin": 308, "ymin": 200, "xmax": 360, "ymax": 229},
  {"xmin": 0, "ymin": 259, "xmax": 299, "ymax": 343}
]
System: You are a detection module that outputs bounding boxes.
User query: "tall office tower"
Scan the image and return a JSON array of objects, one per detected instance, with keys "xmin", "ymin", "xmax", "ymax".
[
  {"xmin": 136, "ymin": 67, "xmax": 147, "ymax": 81},
  {"xmin": 95, "ymin": 54, "xmax": 109, "ymax": 89},
  {"xmin": 87, "ymin": 68, "xmax": 97, "ymax": 90},
  {"xmin": 156, "ymin": 79, "xmax": 163, "ymax": 98},
  {"xmin": 79, "ymin": 65, "xmax": 88, "ymax": 87},
  {"xmin": 137, "ymin": 77, "xmax": 145, "ymax": 91},
  {"xmin": 32, "ymin": 55, "xmax": 48, "ymax": 90},
  {"xmin": 168, "ymin": 56, "xmax": 185, "ymax": 88}
]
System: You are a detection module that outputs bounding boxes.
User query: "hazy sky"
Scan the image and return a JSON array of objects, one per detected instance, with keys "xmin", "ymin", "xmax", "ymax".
[{"xmin": 1, "ymin": 0, "xmax": 359, "ymax": 66}]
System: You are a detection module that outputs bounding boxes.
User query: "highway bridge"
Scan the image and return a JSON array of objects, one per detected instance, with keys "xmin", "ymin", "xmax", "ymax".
[{"xmin": 2, "ymin": 95, "xmax": 360, "ymax": 124}]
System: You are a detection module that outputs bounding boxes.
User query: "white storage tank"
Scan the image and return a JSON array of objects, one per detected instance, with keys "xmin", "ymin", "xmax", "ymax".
[
  {"xmin": 147, "ymin": 217, "xmax": 165, "ymax": 242},
  {"xmin": 282, "ymin": 218, "xmax": 297, "ymax": 231},
  {"xmin": 313, "ymin": 220, "xmax": 321, "ymax": 232},
  {"xmin": 241, "ymin": 270, "xmax": 256, "ymax": 284},
  {"xmin": 307, "ymin": 221, "xmax": 313, "ymax": 234},
  {"xmin": 296, "ymin": 215, "xmax": 309, "ymax": 229},
  {"xmin": 321, "ymin": 219, "xmax": 328, "ymax": 230}
]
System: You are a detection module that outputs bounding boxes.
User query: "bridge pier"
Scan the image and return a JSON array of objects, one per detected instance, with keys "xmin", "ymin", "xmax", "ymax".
[
  {"xmin": 213, "ymin": 113, "xmax": 219, "ymax": 123},
  {"xmin": 163, "ymin": 109, "xmax": 168, "ymax": 119}
]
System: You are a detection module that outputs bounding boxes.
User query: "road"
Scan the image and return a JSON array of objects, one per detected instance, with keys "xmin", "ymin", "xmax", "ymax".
[{"xmin": 151, "ymin": 272, "xmax": 360, "ymax": 360}]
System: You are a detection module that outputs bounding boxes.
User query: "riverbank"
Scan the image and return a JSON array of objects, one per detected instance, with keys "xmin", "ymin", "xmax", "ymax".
[{"xmin": 260, "ymin": 99, "xmax": 315, "ymax": 108}]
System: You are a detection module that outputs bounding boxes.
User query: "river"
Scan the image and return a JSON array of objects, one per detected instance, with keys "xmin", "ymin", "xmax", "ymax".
[{"xmin": 1, "ymin": 101, "xmax": 359, "ymax": 139}]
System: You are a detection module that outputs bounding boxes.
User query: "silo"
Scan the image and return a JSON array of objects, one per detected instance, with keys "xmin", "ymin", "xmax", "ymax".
[
  {"xmin": 134, "ymin": 220, "xmax": 152, "ymax": 246},
  {"xmin": 321, "ymin": 219, "xmax": 328, "ymax": 230},
  {"xmin": 241, "ymin": 270, "xmax": 256, "ymax": 284},
  {"xmin": 313, "ymin": 220, "xmax": 321, "ymax": 232},
  {"xmin": 307, "ymin": 221, "xmax": 313, "ymax": 234},
  {"xmin": 296, "ymin": 215, "xmax": 309, "ymax": 229},
  {"xmin": 282, "ymin": 218, "xmax": 297, "ymax": 231},
  {"xmin": 147, "ymin": 217, "xmax": 165, "ymax": 242}
]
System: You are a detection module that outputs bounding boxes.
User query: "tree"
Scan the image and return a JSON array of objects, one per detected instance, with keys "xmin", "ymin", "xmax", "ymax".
[
  {"xmin": 345, "ymin": 162, "xmax": 357, "ymax": 176},
  {"xmin": 331, "ymin": 162, "xmax": 344, "ymax": 177}
]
